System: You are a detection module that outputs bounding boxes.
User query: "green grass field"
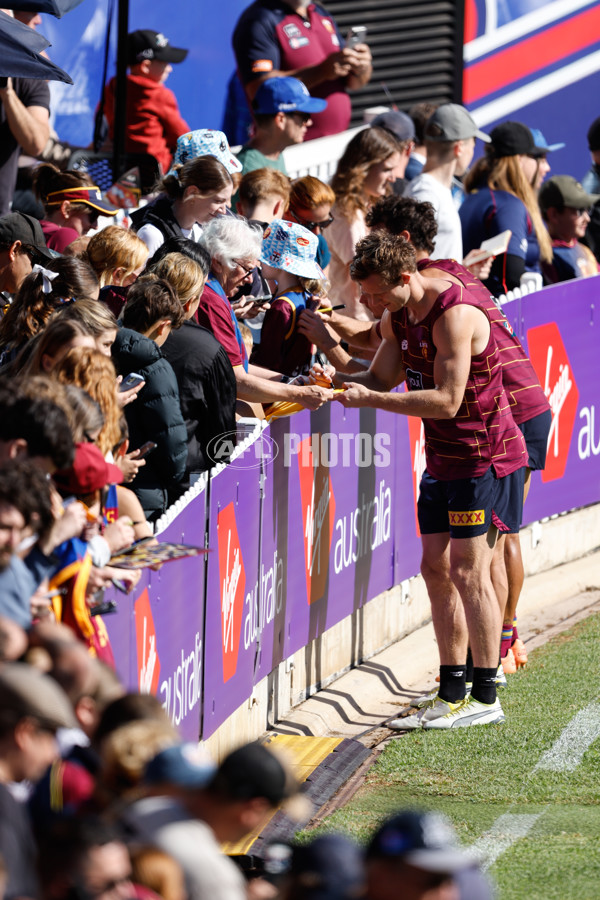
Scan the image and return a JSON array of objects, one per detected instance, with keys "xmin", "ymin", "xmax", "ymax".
[{"xmin": 310, "ymin": 614, "xmax": 600, "ymax": 899}]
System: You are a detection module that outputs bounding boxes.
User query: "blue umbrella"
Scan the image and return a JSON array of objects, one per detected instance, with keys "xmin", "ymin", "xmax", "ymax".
[
  {"xmin": 8, "ymin": 0, "xmax": 85, "ymax": 17},
  {"xmin": 0, "ymin": 10, "xmax": 72, "ymax": 82}
]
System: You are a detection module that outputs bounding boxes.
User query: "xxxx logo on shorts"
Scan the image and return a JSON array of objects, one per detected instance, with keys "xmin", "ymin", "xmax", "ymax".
[{"xmin": 448, "ymin": 510, "xmax": 485, "ymax": 526}]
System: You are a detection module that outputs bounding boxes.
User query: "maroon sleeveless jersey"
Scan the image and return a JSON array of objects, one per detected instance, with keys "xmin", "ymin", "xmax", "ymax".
[
  {"xmin": 418, "ymin": 258, "xmax": 550, "ymax": 424},
  {"xmin": 391, "ymin": 281, "xmax": 527, "ymax": 480}
]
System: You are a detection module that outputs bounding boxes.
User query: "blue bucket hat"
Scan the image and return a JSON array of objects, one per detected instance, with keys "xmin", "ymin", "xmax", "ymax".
[
  {"xmin": 168, "ymin": 129, "xmax": 242, "ymax": 177},
  {"xmin": 530, "ymin": 128, "xmax": 565, "ymax": 156},
  {"xmin": 253, "ymin": 77, "xmax": 327, "ymax": 116},
  {"xmin": 261, "ymin": 219, "xmax": 324, "ymax": 279}
]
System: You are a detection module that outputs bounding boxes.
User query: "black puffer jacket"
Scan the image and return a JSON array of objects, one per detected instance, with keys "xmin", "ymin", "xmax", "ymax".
[
  {"xmin": 112, "ymin": 328, "xmax": 187, "ymax": 520},
  {"xmin": 130, "ymin": 196, "xmax": 183, "ymax": 243}
]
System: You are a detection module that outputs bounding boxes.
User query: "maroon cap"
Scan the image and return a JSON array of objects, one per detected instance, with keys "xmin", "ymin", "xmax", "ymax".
[{"xmin": 54, "ymin": 443, "xmax": 123, "ymax": 495}]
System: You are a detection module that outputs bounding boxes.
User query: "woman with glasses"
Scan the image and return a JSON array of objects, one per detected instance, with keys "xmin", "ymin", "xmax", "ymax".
[
  {"xmin": 285, "ymin": 175, "xmax": 335, "ymax": 273},
  {"xmin": 328, "ymin": 127, "xmax": 403, "ymax": 320},
  {"xmin": 33, "ymin": 163, "xmax": 118, "ymax": 253},
  {"xmin": 460, "ymin": 122, "xmax": 553, "ymax": 297}
]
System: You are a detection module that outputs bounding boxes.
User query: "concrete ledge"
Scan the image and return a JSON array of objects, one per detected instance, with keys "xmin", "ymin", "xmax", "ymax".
[{"xmin": 204, "ymin": 504, "xmax": 600, "ymax": 759}]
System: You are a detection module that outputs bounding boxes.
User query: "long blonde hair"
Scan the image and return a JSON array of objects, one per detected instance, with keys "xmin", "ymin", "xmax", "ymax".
[{"xmin": 465, "ymin": 153, "xmax": 553, "ymax": 264}]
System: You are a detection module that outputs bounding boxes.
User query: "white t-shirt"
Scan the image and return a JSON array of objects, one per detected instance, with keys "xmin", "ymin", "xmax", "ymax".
[
  {"xmin": 136, "ymin": 221, "xmax": 203, "ymax": 256},
  {"xmin": 405, "ymin": 173, "xmax": 463, "ymax": 261}
]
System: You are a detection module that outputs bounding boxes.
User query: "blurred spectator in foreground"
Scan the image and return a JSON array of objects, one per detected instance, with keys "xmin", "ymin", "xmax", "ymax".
[
  {"xmin": 102, "ymin": 29, "xmax": 189, "ymax": 174},
  {"xmin": 0, "ymin": 662, "xmax": 75, "ymax": 900},
  {"xmin": 538, "ymin": 175, "xmax": 600, "ymax": 283},
  {"xmin": 366, "ymin": 810, "xmax": 479, "ymax": 900}
]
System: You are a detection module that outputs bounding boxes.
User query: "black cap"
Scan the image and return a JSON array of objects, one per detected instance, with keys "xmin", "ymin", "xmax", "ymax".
[
  {"xmin": 128, "ymin": 30, "xmax": 188, "ymax": 66},
  {"xmin": 489, "ymin": 121, "xmax": 535, "ymax": 157},
  {"xmin": 0, "ymin": 212, "xmax": 53, "ymax": 258},
  {"xmin": 290, "ymin": 834, "xmax": 365, "ymax": 900},
  {"xmin": 366, "ymin": 810, "xmax": 476, "ymax": 874},
  {"xmin": 587, "ymin": 116, "xmax": 600, "ymax": 152},
  {"xmin": 209, "ymin": 741, "xmax": 298, "ymax": 806}
]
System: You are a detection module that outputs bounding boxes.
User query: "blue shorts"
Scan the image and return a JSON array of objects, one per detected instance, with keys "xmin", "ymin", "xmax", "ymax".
[
  {"xmin": 418, "ymin": 466, "xmax": 527, "ymax": 538},
  {"xmin": 418, "ymin": 469, "xmax": 495, "ymax": 539},
  {"xmin": 491, "ymin": 466, "xmax": 526, "ymax": 534},
  {"xmin": 518, "ymin": 409, "xmax": 551, "ymax": 471}
]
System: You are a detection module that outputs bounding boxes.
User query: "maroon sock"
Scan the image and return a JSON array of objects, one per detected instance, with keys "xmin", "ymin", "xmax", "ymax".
[{"xmin": 501, "ymin": 623, "xmax": 513, "ymax": 658}]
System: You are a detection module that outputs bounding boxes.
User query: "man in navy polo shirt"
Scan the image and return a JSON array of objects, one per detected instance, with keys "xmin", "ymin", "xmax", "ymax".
[{"xmin": 232, "ymin": 0, "xmax": 372, "ymax": 141}]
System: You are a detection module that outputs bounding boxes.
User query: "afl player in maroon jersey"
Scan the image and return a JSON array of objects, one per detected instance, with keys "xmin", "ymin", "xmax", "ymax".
[{"xmin": 335, "ymin": 232, "xmax": 528, "ymax": 729}]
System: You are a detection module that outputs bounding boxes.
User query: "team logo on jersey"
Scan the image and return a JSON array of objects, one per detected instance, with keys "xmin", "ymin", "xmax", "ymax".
[
  {"xmin": 406, "ymin": 367, "xmax": 424, "ymax": 391},
  {"xmin": 527, "ymin": 322, "xmax": 579, "ymax": 482},
  {"xmin": 420, "ymin": 340, "xmax": 429, "ymax": 359},
  {"xmin": 217, "ymin": 503, "xmax": 246, "ymax": 682},
  {"xmin": 135, "ymin": 589, "xmax": 160, "ymax": 695},
  {"xmin": 283, "ymin": 23, "xmax": 302, "ymax": 38}
]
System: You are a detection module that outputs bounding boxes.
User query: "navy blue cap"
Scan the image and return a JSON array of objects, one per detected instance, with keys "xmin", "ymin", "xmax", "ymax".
[
  {"xmin": 367, "ymin": 810, "xmax": 476, "ymax": 874},
  {"xmin": 371, "ymin": 110, "xmax": 415, "ymax": 143},
  {"xmin": 253, "ymin": 77, "xmax": 327, "ymax": 115}
]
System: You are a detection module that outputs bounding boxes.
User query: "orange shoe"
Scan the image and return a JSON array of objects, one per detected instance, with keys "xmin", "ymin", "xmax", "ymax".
[
  {"xmin": 511, "ymin": 638, "xmax": 528, "ymax": 668},
  {"xmin": 501, "ymin": 647, "xmax": 517, "ymax": 675}
]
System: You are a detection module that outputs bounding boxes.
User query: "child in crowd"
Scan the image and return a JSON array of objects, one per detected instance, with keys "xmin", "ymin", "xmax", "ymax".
[
  {"xmin": 251, "ymin": 219, "xmax": 328, "ymax": 376},
  {"xmin": 102, "ymin": 29, "xmax": 189, "ymax": 174}
]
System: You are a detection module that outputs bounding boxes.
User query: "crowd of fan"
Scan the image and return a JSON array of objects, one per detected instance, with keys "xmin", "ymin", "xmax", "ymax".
[{"xmin": 0, "ymin": 8, "xmax": 599, "ymax": 897}]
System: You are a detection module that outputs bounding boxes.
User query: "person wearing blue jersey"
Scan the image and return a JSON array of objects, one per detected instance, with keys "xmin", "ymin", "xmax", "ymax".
[{"xmin": 460, "ymin": 121, "xmax": 553, "ymax": 297}]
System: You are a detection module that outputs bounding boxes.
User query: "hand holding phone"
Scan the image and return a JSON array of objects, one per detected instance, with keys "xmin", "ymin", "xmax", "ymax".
[
  {"xmin": 119, "ymin": 372, "xmax": 145, "ymax": 393},
  {"xmin": 346, "ymin": 26, "xmax": 367, "ymax": 48},
  {"xmin": 135, "ymin": 441, "xmax": 157, "ymax": 459}
]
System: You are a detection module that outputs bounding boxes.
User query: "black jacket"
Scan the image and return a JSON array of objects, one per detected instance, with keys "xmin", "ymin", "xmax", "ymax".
[
  {"xmin": 112, "ymin": 328, "xmax": 187, "ymax": 519},
  {"xmin": 130, "ymin": 195, "xmax": 183, "ymax": 243},
  {"xmin": 163, "ymin": 319, "xmax": 237, "ymax": 495}
]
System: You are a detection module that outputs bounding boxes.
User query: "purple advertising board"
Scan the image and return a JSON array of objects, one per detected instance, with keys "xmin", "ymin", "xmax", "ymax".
[
  {"xmin": 202, "ymin": 451, "xmax": 262, "ymax": 739},
  {"xmin": 105, "ymin": 487, "xmax": 207, "ymax": 741},
  {"xmin": 502, "ymin": 281, "xmax": 600, "ymax": 523}
]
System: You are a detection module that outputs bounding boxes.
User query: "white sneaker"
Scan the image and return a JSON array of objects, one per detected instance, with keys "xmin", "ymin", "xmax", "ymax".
[
  {"xmin": 410, "ymin": 682, "xmax": 472, "ymax": 709},
  {"xmin": 422, "ymin": 696, "xmax": 505, "ymax": 730},
  {"xmin": 410, "ymin": 688, "xmax": 438, "ymax": 709},
  {"xmin": 389, "ymin": 696, "xmax": 465, "ymax": 731}
]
